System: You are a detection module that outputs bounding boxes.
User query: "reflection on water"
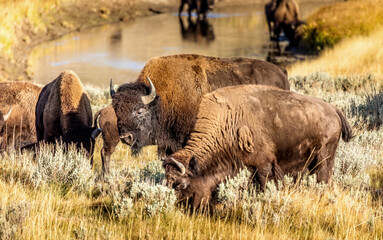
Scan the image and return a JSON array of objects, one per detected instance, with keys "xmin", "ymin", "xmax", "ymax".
[
  {"xmin": 30, "ymin": 2, "xmax": 337, "ymax": 86},
  {"xmin": 179, "ymin": 17, "xmax": 215, "ymax": 43}
]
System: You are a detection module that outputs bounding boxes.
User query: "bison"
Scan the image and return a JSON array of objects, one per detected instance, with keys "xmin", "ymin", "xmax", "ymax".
[
  {"xmin": 111, "ymin": 54, "xmax": 290, "ymax": 158},
  {"xmin": 179, "ymin": 0, "xmax": 214, "ymax": 19},
  {"xmin": 163, "ymin": 85, "xmax": 352, "ymax": 209},
  {"xmin": 265, "ymin": 0, "xmax": 302, "ymax": 42},
  {"xmin": 0, "ymin": 81, "xmax": 41, "ymax": 152},
  {"xmin": 35, "ymin": 70, "xmax": 101, "ymax": 156},
  {"xmin": 0, "ymin": 107, "xmax": 12, "ymax": 145},
  {"xmin": 93, "ymin": 105, "xmax": 120, "ymax": 175}
]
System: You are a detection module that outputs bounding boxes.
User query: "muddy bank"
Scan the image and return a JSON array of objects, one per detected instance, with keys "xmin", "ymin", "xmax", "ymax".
[{"xmin": 0, "ymin": 0, "xmax": 337, "ymax": 82}]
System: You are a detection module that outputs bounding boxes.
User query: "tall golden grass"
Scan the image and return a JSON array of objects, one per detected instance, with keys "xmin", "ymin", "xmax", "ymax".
[{"xmin": 289, "ymin": 27, "xmax": 383, "ymax": 78}]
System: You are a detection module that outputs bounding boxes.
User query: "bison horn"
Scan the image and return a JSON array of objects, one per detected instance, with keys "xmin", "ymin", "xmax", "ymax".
[
  {"xmin": 110, "ymin": 78, "xmax": 115, "ymax": 97},
  {"xmin": 170, "ymin": 157, "xmax": 186, "ymax": 175},
  {"xmin": 91, "ymin": 128, "xmax": 102, "ymax": 139},
  {"xmin": 3, "ymin": 106, "xmax": 12, "ymax": 121},
  {"xmin": 141, "ymin": 76, "xmax": 156, "ymax": 105}
]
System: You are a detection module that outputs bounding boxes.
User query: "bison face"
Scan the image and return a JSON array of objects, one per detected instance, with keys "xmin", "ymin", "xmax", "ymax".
[
  {"xmin": 112, "ymin": 77, "xmax": 158, "ymax": 155},
  {"xmin": 63, "ymin": 127, "xmax": 101, "ymax": 157},
  {"xmin": 163, "ymin": 155, "xmax": 200, "ymax": 190}
]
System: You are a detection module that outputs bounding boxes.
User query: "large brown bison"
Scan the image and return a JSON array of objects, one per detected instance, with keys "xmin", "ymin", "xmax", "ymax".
[
  {"xmin": 93, "ymin": 105, "xmax": 119, "ymax": 174},
  {"xmin": 112, "ymin": 54, "xmax": 290, "ymax": 157},
  {"xmin": 179, "ymin": 0, "xmax": 215, "ymax": 18},
  {"xmin": 164, "ymin": 85, "xmax": 352, "ymax": 209},
  {"xmin": 35, "ymin": 70, "xmax": 101, "ymax": 156},
  {"xmin": 0, "ymin": 81, "xmax": 41, "ymax": 152},
  {"xmin": 265, "ymin": 0, "xmax": 302, "ymax": 42}
]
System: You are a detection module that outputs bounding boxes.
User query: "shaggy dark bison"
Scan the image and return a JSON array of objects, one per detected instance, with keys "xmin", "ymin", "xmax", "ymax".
[
  {"xmin": 164, "ymin": 85, "xmax": 352, "ymax": 209},
  {"xmin": 265, "ymin": 0, "xmax": 302, "ymax": 42},
  {"xmin": 111, "ymin": 54, "xmax": 289, "ymax": 158},
  {"xmin": 0, "ymin": 81, "xmax": 41, "ymax": 152},
  {"xmin": 35, "ymin": 70, "xmax": 101, "ymax": 156},
  {"xmin": 179, "ymin": 0, "xmax": 214, "ymax": 18}
]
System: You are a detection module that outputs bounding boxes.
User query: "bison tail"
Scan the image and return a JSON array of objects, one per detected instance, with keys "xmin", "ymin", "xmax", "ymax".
[
  {"xmin": 336, "ymin": 108, "xmax": 353, "ymax": 142},
  {"xmin": 94, "ymin": 109, "xmax": 102, "ymax": 128}
]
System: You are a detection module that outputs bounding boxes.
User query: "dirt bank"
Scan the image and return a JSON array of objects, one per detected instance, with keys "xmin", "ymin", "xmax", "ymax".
[{"xmin": 0, "ymin": 0, "xmax": 337, "ymax": 82}]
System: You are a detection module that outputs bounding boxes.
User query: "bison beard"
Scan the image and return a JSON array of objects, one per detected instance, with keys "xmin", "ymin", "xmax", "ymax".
[{"xmin": 164, "ymin": 85, "xmax": 352, "ymax": 209}]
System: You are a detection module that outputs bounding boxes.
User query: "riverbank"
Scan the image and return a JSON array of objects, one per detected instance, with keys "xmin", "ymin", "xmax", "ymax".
[{"xmin": 0, "ymin": 0, "xmax": 181, "ymax": 82}]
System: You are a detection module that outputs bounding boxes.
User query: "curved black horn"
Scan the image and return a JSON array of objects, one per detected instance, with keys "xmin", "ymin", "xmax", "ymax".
[
  {"xmin": 141, "ymin": 76, "xmax": 156, "ymax": 105},
  {"xmin": 3, "ymin": 106, "xmax": 12, "ymax": 121},
  {"xmin": 110, "ymin": 78, "xmax": 115, "ymax": 97},
  {"xmin": 170, "ymin": 157, "xmax": 186, "ymax": 175}
]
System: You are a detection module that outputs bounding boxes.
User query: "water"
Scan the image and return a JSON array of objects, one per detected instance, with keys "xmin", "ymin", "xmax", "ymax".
[{"xmin": 30, "ymin": 2, "xmax": 336, "ymax": 87}]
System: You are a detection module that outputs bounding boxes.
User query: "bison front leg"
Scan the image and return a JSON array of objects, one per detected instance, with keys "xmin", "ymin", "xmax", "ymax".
[
  {"xmin": 179, "ymin": 0, "xmax": 186, "ymax": 15},
  {"xmin": 101, "ymin": 143, "xmax": 118, "ymax": 176}
]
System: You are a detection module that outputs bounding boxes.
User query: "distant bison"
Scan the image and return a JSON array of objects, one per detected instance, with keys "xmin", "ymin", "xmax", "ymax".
[
  {"xmin": 35, "ymin": 70, "xmax": 101, "ymax": 156},
  {"xmin": 164, "ymin": 85, "xmax": 352, "ymax": 208},
  {"xmin": 179, "ymin": 0, "xmax": 215, "ymax": 18},
  {"xmin": 93, "ymin": 105, "xmax": 119, "ymax": 175},
  {"xmin": 265, "ymin": 0, "xmax": 302, "ymax": 42},
  {"xmin": 112, "ymin": 54, "xmax": 289, "ymax": 157},
  {"xmin": 0, "ymin": 81, "xmax": 41, "ymax": 152}
]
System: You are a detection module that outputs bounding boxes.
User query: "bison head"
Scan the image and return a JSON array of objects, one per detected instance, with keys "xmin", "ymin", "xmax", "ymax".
[
  {"xmin": 62, "ymin": 126, "xmax": 102, "ymax": 158},
  {"xmin": 163, "ymin": 155, "xmax": 218, "ymax": 209},
  {"xmin": 111, "ymin": 77, "xmax": 159, "ymax": 155},
  {"xmin": 0, "ymin": 106, "xmax": 12, "ymax": 134}
]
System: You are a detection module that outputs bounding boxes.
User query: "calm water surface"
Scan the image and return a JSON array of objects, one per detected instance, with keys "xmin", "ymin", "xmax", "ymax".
[{"xmin": 30, "ymin": 2, "xmax": 336, "ymax": 87}]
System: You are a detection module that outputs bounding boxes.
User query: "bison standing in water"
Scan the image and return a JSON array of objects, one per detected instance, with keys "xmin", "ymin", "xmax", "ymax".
[
  {"xmin": 179, "ymin": 0, "xmax": 215, "ymax": 18},
  {"xmin": 0, "ymin": 81, "xmax": 41, "ymax": 152},
  {"xmin": 265, "ymin": 0, "xmax": 302, "ymax": 42},
  {"xmin": 35, "ymin": 70, "xmax": 101, "ymax": 156},
  {"xmin": 164, "ymin": 85, "xmax": 352, "ymax": 209},
  {"xmin": 111, "ymin": 54, "xmax": 289, "ymax": 159}
]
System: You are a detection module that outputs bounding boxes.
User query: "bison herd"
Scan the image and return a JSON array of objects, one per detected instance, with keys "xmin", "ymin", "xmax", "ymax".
[{"xmin": 0, "ymin": 53, "xmax": 352, "ymax": 209}]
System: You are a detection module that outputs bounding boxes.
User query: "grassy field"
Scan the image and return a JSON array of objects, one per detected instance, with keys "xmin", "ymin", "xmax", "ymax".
[
  {"xmin": 300, "ymin": 0, "xmax": 383, "ymax": 52},
  {"xmin": 1, "ymin": 74, "xmax": 382, "ymax": 239}
]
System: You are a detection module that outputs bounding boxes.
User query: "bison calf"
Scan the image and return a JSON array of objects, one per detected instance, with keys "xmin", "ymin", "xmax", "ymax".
[
  {"xmin": 164, "ymin": 85, "xmax": 352, "ymax": 208},
  {"xmin": 35, "ymin": 70, "xmax": 101, "ymax": 157},
  {"xmin": 93, "ymin": 105, "xmax": 119, "ymax": 175}
]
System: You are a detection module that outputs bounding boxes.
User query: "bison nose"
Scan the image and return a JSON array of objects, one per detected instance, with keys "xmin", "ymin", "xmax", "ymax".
[{"xmin": 121, "ymin": 133, "xmax": 134, "ymax": 145}]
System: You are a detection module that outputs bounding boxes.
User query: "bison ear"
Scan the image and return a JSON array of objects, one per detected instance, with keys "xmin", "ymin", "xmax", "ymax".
[
  {"xmin": 91, "ymin": 128, "xmax": 102, "ymax": 139},
  {"xmin": 188, "ymin": 156, "xmax": 200, "ymax": 175}
]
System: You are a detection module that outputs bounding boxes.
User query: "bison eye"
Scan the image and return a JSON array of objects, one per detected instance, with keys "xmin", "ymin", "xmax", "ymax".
[{"xmin": 174, "ymin": 182, "xmax": 188, "ymax": 191}]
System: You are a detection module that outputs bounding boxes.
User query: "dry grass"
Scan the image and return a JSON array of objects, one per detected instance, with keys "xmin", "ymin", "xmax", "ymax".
[
  {"xmin": 0, "ymin": 75, "xmax": 382, "ymax": 239},
  {"xmin": 301, "ymin": 0, "xmax": 383, "ymax": 51},
  {"xmin": 289, "ymin": 27, "xmax": 383, "ymax": 78}
]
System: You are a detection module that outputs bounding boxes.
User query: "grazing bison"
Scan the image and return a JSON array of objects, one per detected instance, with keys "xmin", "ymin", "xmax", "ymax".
[
  {"xmin": 179, "ymin": 0, "xmax": 214, "ymax": 18},
  {"xmin": 164, "ymin": 85, "xmax": 352, "ymax": 209},
  {"xmin": 112, "ymin": 54, "xmax": 289, "ymax": 157},
  {"xmin": 0, "ymin": 81, "xmax": 41, "ymax": 152},
  {"xmin": 265, "ymin": 0, "xmax": 302, "ymax": 42},
  {"xmin": 35, "ymin": 70, "xmax": 101, "ymax": 156},
  {"xmin": 93, "ymin": 105, "xmax": 119, "ymax": 175}
]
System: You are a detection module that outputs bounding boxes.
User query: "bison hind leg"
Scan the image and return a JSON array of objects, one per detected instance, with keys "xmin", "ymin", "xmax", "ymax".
[{"xmin": 309, "ymin": 142, "xmax": 339, "ymax": 184}]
